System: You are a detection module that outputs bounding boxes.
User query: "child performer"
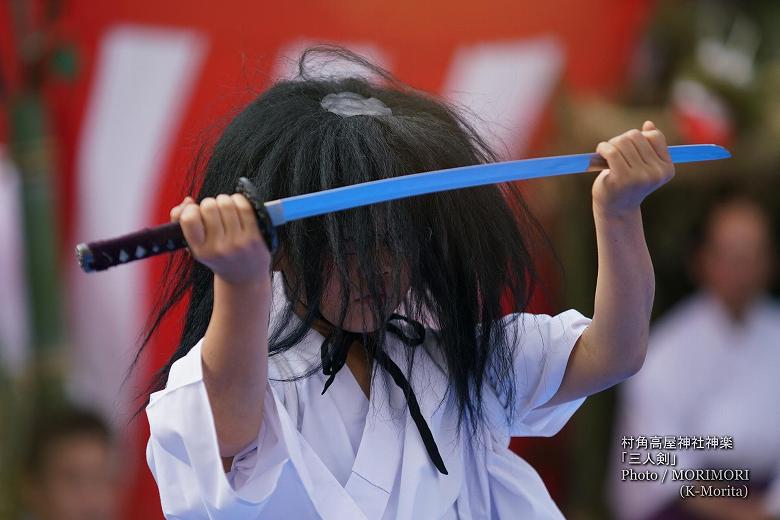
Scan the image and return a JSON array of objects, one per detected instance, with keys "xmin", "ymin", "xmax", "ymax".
[{"xmin": 141, "ymin": 49, "xmax": 673, "ymax": 519}]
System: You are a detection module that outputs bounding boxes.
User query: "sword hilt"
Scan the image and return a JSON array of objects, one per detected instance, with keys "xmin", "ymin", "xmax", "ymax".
[{"xmin": 76, "ymin": 177, "xmax": 278, "ymax": 273}]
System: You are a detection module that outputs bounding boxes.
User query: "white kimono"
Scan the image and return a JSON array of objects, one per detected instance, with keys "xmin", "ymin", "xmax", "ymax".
[
  {"xmin": 146, "ymin": 274, "xmax": 591, "ymax": 519},
  {"xmin": 609, "ymin": 292, "xmax": 780, "ymax": 519}
]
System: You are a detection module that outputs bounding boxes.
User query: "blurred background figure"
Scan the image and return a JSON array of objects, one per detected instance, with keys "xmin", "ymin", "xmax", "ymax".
[
  {"xmin": 609, "ymin": 191, "xmax": 780, "ymax": 520},
  {"xmin": 20, "ymin": 407, "xmax": 118, "ymax": 520}
]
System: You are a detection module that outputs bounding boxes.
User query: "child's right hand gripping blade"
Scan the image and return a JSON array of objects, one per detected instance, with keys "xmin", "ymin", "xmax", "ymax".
[{"xmin": 235, "ymin": 177, "xmax": 279, "ymax": 255}]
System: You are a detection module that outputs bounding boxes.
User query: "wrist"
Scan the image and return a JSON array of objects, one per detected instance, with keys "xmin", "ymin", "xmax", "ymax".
[
  {"xmin": 214, "ymin": 273, "xmax": 272, "ymax": 301},
  {"xmin": 592, "ymin": 201, "xmax": 642, "ymax": 224}
]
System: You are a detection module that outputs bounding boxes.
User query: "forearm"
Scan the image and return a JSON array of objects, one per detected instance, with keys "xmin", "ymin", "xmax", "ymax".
[
  {"xmin": 585, "ymin": 206, "xmax": 654, "ymax": 381},
  {"xmin": 546, "ymin": 123, "xmax": 670, "ymax": 406},
  {"xmin": 202, "ymin": 275, "xmax": 272, "ymax": 458}
]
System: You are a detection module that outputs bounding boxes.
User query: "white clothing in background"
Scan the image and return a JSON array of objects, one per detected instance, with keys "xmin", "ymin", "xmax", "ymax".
[{"xmin": 609, "ymin": 292, "xmax": 780, "ymax": 519}]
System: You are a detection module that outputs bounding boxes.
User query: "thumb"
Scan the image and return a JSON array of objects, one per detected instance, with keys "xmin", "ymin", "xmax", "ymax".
[{"xmin": 642, "ymin": 120, "xmax": 656, "ymax": 132}]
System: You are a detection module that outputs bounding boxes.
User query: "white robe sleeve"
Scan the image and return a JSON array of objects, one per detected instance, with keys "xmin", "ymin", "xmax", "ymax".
[
  {"xmin": 145, "ymin": 338, "xmax": 295, "ymax": 518},
  {"xmin": 499, "ymin": 309, "xmax": 592, "ymax": 437},
  {"xmin": 146, "ymin": 338, "xmax": 368, "ymax": 519}
]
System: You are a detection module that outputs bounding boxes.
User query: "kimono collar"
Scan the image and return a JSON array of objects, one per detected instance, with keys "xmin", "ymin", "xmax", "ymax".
[{"xmin": 316, "ymin": 309, "xmax": 449, "ymax": 476}]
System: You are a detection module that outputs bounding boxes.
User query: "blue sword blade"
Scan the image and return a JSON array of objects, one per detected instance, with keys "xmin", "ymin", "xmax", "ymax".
[{"xmin": 265, "ymin": 144, "xmax": 730, "ymax": 225}]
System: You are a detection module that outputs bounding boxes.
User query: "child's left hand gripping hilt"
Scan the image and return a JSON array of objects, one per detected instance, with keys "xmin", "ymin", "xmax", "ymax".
[{"xmin": 235, "ymin": 177, "xmax": 279, "ymax": 255}]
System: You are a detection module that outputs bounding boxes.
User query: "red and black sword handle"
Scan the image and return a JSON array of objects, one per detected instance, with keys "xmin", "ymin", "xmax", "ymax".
[{"xmin": 76, "ymin": 178, "xmax": 278, "ymax": 273}]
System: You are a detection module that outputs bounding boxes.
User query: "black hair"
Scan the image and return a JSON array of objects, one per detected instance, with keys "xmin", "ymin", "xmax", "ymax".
[
  {"xmin": 686, "ymin": 183, "xmax": 774, "ymax": 256},
  {"xmin": 135, "ymin": 46, "xmax": 551, "ymax": 435},
  {"xmin": 25, "ymin": 406, "xmax": 111, "ymax": 475}
]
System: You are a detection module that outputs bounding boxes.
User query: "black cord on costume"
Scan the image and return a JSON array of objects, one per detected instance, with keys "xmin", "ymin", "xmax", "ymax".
[{"xmin": 281, "ymin": 273, "xmax": 448, "ymax": 475}]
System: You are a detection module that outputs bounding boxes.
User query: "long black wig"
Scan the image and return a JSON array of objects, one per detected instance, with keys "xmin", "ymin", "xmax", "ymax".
[{"xmin": 137, "ymin": 46, "xmax": 553, "ymax": 435}]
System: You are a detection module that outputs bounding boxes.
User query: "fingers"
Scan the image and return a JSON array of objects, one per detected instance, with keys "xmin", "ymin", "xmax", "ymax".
[
  {"xmin": 232, "ymin": 194, "xmax": 261, "ymax": 240},
  {"xmin": 635, "ymin": 121, "xmax": 674, "ymax": 185},
  {"xmin": 626, "ymin": 129, "xmax": 658, "ymax": 168},
  {"xmin": 642, "ymin": 120, "xmax": 671, "ymax": 162},
  {"xmin": 170, "ymin": 196, "xmax": 195, "ymax": 222},
  {"xmin": 171, "ymin": 192, "xmax": 271, "ymax": 283},
  {"xmin": 170, "ymin": 193, "xmax": 263, "ymax": 249},
  {"xmin": 179, "ymin": 203, "xmax": 206, "ymax": 247},
  {"xmin": 596, "ymin": 141, "xmax": 629, "ymax": 174},
  {"xmin": 608, "ymin": 131, "xmax": 643, "ymax": 168},
  {"xmin": 217, "ymin": 194, "xmax": 242, "ymax": 238},
  {"xmin": 200, "ymin": 197, "xmax": 225, "ymax": 244},
  {"xmin": 602, "ymin": 124, "xmax": 671, "ymax": 174},
  {"xmin": 593, "ymin": 123, "xmax": 674, "ymax": 213}
]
